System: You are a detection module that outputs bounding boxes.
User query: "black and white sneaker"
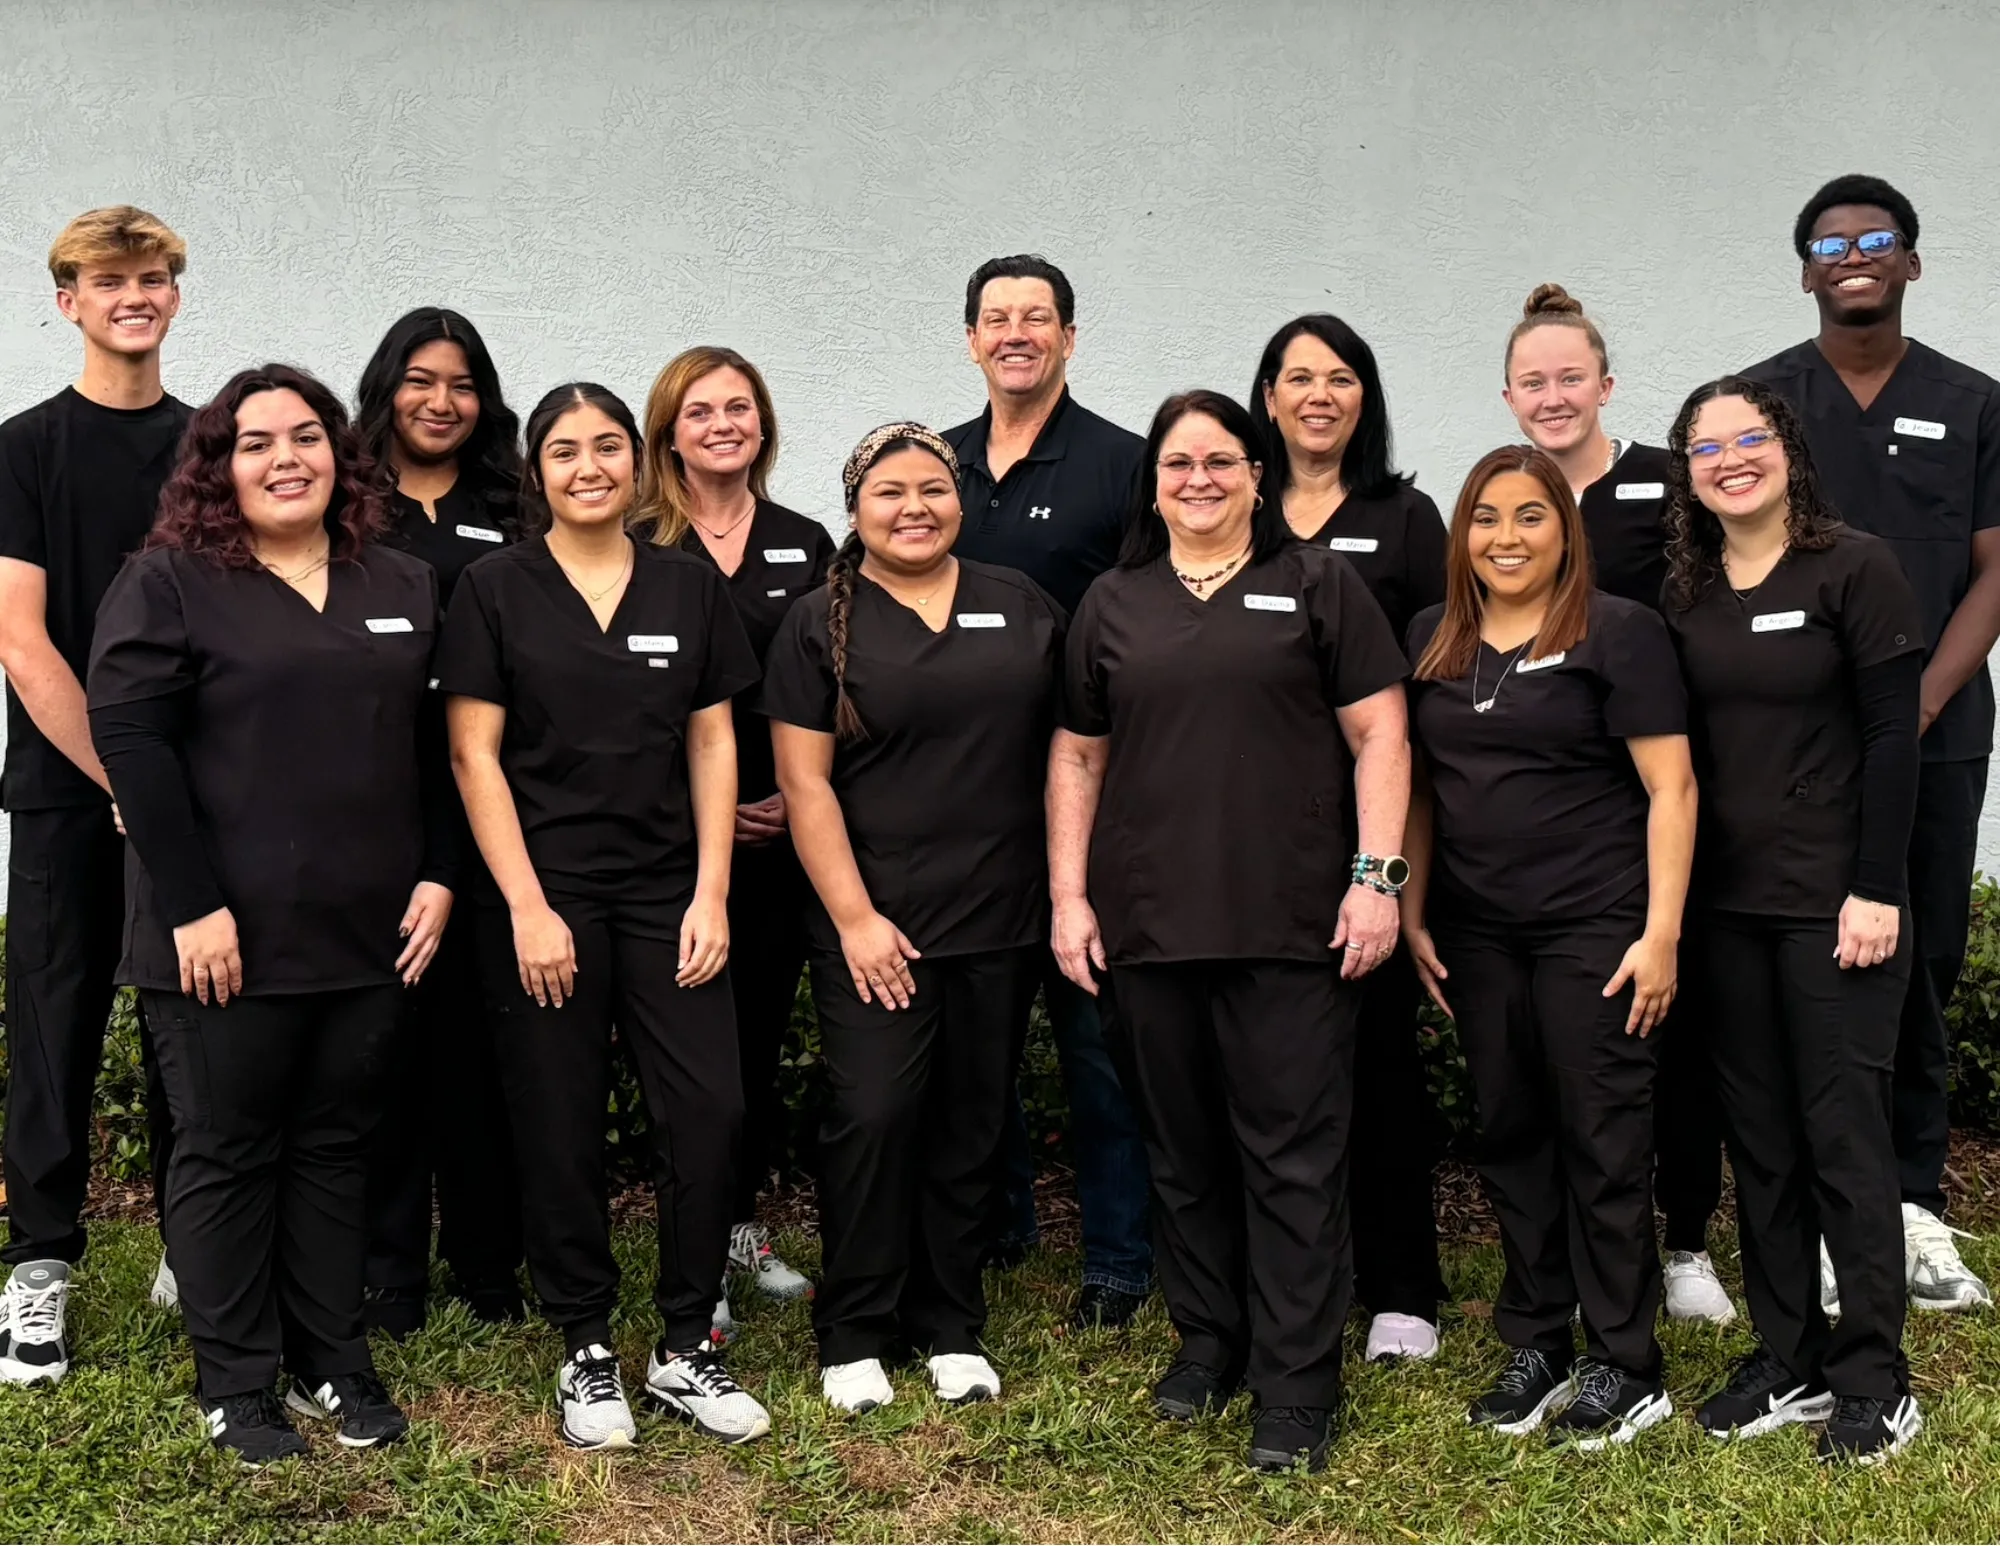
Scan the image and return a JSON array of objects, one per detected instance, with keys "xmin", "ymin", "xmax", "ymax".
[
  {"xmin": 1545, "ymin": 1358, "xmax": 1672, "ymax": 1450},
  {"xmin": 1817, "ymin": 1394, "xmax": 1923, "ymax": 1466},
  {"xmin": 198, "ymin": 1386, "xmax": 309, "ymax": 1468},
  {"xmin": 285, "ymin": 1370, "xmax": 411, "ymax": 1448},
  {"xmin": 644, "ymin": 1339, "xmax": 770, "ymax": 1444},
  {"xmin": 0, "ymin": 1260, "xmax": 71, "ymax": 1386},
  {"xmin": 1467, "ymin": 1348, "xmax": 1576, "ymax": 1434},
  {"xmin": 1696, "ymin": 1345, "xmax": 1835, "ymax": 1441},
  {"xmin": 558, "ymin": 1344, "xmax": 637, "ymax": 1450}
]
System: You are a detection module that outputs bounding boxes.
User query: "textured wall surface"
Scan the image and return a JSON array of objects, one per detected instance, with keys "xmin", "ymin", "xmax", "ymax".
[{"xmin": 4, "ymin": 0, "xmax": 2000, "ymax": 888}]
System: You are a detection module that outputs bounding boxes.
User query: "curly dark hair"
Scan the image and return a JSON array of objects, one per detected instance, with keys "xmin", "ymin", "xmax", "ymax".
[
  {"xmin": 1662, "ymin": 375, "xmax": 1842, "ymax": 610},
  {"xmin": 150, "ymin": 364, "xmax": 385, "ymax": 567}
]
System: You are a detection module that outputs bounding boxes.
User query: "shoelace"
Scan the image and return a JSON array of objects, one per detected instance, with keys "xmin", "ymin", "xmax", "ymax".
[
  {"xmin": 569, "ymin": 1354, "xmax": 624, "ymax": 1406},
  {"xmin": 215, "ymin": 1387, "xmax": 291, "ymax": 1432},
  {"xmin": 1257, "ymin": 1405, "xmax": 1319, "ymax": 1427},
  {"xmin": 1571, "ymin": 1361, "xmax": 1622, "ymax": 1411},
  {"xmin": 8, "ymin": 1280, "xmax": 66, "ymax": 1344},
  {"xmin": 676, "ymin": 1345, "xmax": 746, "ymax": 1398},
  {"xmin": 1906, "ymin": 1211, "xmax": 1979, "ymax": 1272},
  {"xmin": 1726, "ymin": 1346, "xmax": 1794, "ymax": 1398},
  {"xmin": 1493, "ymin": 1349, "xmax": 1553, "ymax": 1396},
  {"xmin": 1831, "ymin": 1393, "xmax": 1884, "ymax": 1429}
]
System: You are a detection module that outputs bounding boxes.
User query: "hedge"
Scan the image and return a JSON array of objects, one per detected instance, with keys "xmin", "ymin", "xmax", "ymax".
[{"xmin": 4, "ymin": 881, "xmax": 2000, "ymax": 1187}]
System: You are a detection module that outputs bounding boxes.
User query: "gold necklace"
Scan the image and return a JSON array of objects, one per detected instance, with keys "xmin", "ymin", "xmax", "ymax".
[
  {"xmin": 262, "ymin": 542, "xmax": 331, "ymax": 586},
  {"xmin": 556, "ymin": 542, "xmax": 632, "ymax": 602},
  {"xmin": 691, "ymin": 497, "xmax": 756, "ymax": 542},
  {"xmin": 872, "ymin": 563, "xmax": 952, "ymax": 609}
]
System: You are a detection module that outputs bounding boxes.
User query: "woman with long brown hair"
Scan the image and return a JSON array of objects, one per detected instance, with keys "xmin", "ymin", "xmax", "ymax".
[
  {"xmin": 1402, "ymin": 445, "xmax": 1695, "ymax": 1449},
  {"xmin": 636, "ymin": 347, "xmax": 833, "ymax": 1329}
]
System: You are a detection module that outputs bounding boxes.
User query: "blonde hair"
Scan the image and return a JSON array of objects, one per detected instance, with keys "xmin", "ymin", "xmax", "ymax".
[
  {"xmin": 633, "ymin": 347, "xmax": 778, "ymax": 546},
  {"xmin": 1503, "ymin": 282, "xmax": 1608, "ymax": 380},
  {"xmin": 48, "ymin": 206, "xmax": 186, "ymax": 288}
]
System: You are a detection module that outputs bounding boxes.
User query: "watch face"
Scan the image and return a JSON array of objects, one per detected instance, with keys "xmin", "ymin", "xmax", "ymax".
[{"xmin": 1383, "ymin": 856, "xmax": 1411, "ymax": 888}]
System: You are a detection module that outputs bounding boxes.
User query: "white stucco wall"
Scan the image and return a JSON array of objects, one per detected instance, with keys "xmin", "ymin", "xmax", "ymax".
[{"xmin": 4, "ymin": 0, "xmax": 2000, "ymax": 894}]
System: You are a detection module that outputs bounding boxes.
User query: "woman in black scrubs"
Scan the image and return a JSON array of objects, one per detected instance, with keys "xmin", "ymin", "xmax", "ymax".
[
  {"xmin": 1250, "ymin": 313, "xmax": 1449, "ymax": 1363},
  {"xmin": 1402, "ymin": 445, "xmax": 1695, "ymax": 1450},
  {"xmin": 352, "ymin": 307, "xmax": 525, "ymax": 1335},
  {"xmin": 1663, "ymin": 377, "xmax": 1926, "ymax": 1465},
  {"xmin": 88, "ymin": 365, "xmax": 450, "ymax": 1464},
  {"xmin": 1049, "ymin": 390, "xmax": 1409, "ymax": 1473},
  {"xmin": 637, "ymin": 346, "xmax": 833, "ymax": 1331},
  {"xmin": 1502, "ymin": 283, "xmax": 1731, "ymax": 1325},
  {"xmin": 438, "ymin": 383, "xmax": 768, "ymax": 1452},
  {"xmin": 765, "ymin": 422, "xmax": 1058, "ymax": 1416}
]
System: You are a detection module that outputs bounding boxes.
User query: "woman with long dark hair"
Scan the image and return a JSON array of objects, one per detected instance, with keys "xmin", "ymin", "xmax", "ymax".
[
  {"xmin": 1402, "ymin": 445, "xmax": 1695, "ymax": 1449},
  {"xmin": 1663, "ymin": 376, "xmax": 1926, "ymax": 1465},
  {"xmin": 1048, "ymin": 389, "xmax": 1409, "ymax": 1472},
  {"xmin": 438, "ymin": 383, "xmax": 768, "ymax": 1452},
  {"xmin": 636, "ymin": 347, "xmax": 833, "ymax": 1333},
  {"xmin": 87, "ymin": 364, "xmax": 453, "ymax": 1464},
  {"xmin": 352, "ymin": 307, "xmax": 525, "ymax": 1337},
  {"xmin": 1250, "ymin": 314, "xmax": 1449, "ymax": 1362}
]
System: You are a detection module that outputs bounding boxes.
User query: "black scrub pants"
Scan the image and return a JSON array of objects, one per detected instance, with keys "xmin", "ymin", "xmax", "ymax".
[
  {"xmin": 478, "ymin": 897, "xmax": 741, "ymax": 1354},
  {"xmin": 1434, "ymin": 894, "xmax": 1662, "ymax": 1377},
  {"xmin": 810, "ymin": 945, "xmax": 1037, "ymax": 1367},
  {"xmin": 3, "ymin": 805, "xmax": 172, "ymax": 1265},
  {"xmin": 726, "ymin": 840, "xmax": 811, "ymax": 1221},
  {"xmin": 1704, "ymin": 910, "xmax": 1910, "ymax": 1400},
  {"xmin": 1896, "ymin": 758, "xmax": 1986, "ymax": 1218},
  {"xmin": 365, "ymin": 909, "xmax": 523, "ymax": 1299},
  {"xmin": 1349, "ymin": 948, "xmax": 1447, "ymax": 1321},
  {"xmin": 1652, "ymin": 990, "xmax": 1725, "ymax": 1255},
  {"xmin": 144, "ymin": 984, "xmax": 400, "ymax": 1398},
  {"xmin": 1103, "ymin": 958, "xmax": 1359, "ymax": 1411}
]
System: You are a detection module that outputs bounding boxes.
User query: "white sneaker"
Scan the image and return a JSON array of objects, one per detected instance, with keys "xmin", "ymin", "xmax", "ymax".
[
  {"xmin": 1663, "ymin": 1250, "xmax": 1737, "ymax": 1323},
  {"xmin": 0, "ymin": 1261, "xmax": 71, "ymax": 1386},
  {"xmin": 822, "ymin": 1358, "xmax": 895, "ymax": 1414},
  {"xmin": 710, "ymin": 1291, "xmax": 736, "ymax": 1346},
  {"xmin": 1904, "ymin": 1203, "xmax": 1993, "ymax": 1310},
  {"xmin": 1820, "ymin": 1238, "xmax": 1841, "ymax": 1321},
  {"xmin": 557, "ymin": 1344, "xmax": 637, "ymax": 1450},
  {"xmin": 1365, "ymin": 1312, "xmax": 1440, "ymax": 1362},
  {"xmin": 150, "ymin": 1255, "xmax": 179, "ymax": 1311},
  {"xmin": 927, "ymin": 1352, "xmax": 1000, "ymax": 1404},
  {"xmin": 729, "ymin": 1222, "xmax": 813, "ymax": 1300},
  {"xmin": 644, "ymin": 1339, "xmax": 769, "ymax": 1444}
]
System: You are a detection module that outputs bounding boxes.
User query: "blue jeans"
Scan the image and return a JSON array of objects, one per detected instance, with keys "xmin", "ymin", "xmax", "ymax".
[{"xmin": 996, "ymin": 963, "xmax": 1153, "ymax": 1295}]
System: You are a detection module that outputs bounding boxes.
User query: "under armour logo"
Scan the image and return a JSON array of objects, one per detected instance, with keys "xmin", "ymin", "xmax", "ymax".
[{"xmin": 1029, "ymin": 506, "xmax": 1052, "ymax": 520}]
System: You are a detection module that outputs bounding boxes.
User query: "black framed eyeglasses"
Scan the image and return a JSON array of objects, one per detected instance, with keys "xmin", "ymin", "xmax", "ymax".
[{"xmin": 1806, "ymin": 230, "xmax": 1902, "ymax": 265}]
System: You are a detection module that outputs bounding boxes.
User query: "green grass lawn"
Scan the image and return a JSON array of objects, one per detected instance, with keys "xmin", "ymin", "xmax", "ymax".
[{"xmin": 5, "ymin": 1188, "xmax": 2000, "ymax": 1544}]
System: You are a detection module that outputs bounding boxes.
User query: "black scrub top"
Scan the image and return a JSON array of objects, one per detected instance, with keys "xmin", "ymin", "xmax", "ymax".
[
  {"xmin": 760, "ymin": 558, "xmax": 1063, "ymax": 960},
  {"xmin": 87, "ymin": 544, "xmax": 441, "ymax": 993},
  {"xmin": 1744, "ymin": 339, "xmax": 2000, "ymax": 761},
  {"xmin": 384, "ymin": 483, "xmax": 510, "ymax": 606},
  {"xmin": 1298, "ymin": 482, "xmax": 1448, "ymax": 643},
  {"xmin": 679, "ymin": 500, "xmax": 837, "ymax": 801},
  {"xmin": 1062, "ymin": 544, "xmax": 1407, "ymax": 965},
  {"xmin": 1664, "ymin": 526, "xmax": 1924, "ymax": 918},
  {"xmin": 1579, "ymin": 444, "xmax": 1673, "ymax": 610},
  {"xmin": 1407, "ymin": 592, "xmax": 1685, "ymax": 923},
  {"xmin": 435, "ymin": 536, "xmax": 760, "ymax": 907}
]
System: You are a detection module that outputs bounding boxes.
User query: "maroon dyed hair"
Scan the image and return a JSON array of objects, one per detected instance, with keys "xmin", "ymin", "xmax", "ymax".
[{"xmin": 150, "ymin": 363, "xmax": 386, "ymax": 566}]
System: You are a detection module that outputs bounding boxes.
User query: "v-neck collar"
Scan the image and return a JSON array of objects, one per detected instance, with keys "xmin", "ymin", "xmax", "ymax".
[
  {"xmin": 533, "ymin": 534, "xmax": 638, "ymax": 636},
  {"xmin": 686, "ymin": 500, "xmax": 762, "ymax": 580},
  {"xmin": 1810, "ymin": 336, "xmax": 1917, "ymax": 419},
  {"xmin": 860, "ymin": 560, "xmax": 960, "ymax": 634},
  {"xmin": 257, "ymin": 556, "xmax": 344, "ymax": 617},
  {"xmin": 1159, "ymin": 550, "xmax": 1253, "ymax": 610}
]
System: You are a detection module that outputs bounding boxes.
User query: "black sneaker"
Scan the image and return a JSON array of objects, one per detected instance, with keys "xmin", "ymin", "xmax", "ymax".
[
  {"xmin": 1248, "ymin": 1405, "xmax": 1334, "ymax": 1473},
  {"xmin": 285, "ymin": 1370, "xmax": 410, "ymax": 1448},
  {"xmin": 1153, "ymin": 1359, "xmax": 1240, "ymax": 1421},
  {"xmin": 1545, "ymin": 1358, "xmax": 1672, "ymax": 1450},
  {"xmin": 1817, "ymin": 1394, "xmax": 1923, "ymax": 1466},
  {"xmin": 1072, "ymin": 1284, "xmax": 1146, "ymax": 1330},
  {"xmin": 363, "ymin": 1285, "xmax": 427, "ymax": 1341},
  {"xmin": 198, "ymin": 1386, "xmax": 309, "ymax": 1468},
  {"xmin": 1696, "ymin": 1345, "xmax": 1835, "ymax": 1442},
  {"xmin": 1468, "ymin": 1348, "xmax": 1576, "ymax": 1434}
]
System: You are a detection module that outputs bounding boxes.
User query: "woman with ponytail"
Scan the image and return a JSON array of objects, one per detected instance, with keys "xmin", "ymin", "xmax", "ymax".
[{"xmin": 762, "ymin": 423, "xmax": 1064, "ymax": 1416}]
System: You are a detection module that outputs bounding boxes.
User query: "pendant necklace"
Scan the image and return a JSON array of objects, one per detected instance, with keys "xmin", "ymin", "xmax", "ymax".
[
  {"xmin": 692, "ymin": 498, "xmax": 755, "ymax": 542},
  {"xmin": 559, "ymin": 543, "xmax": 632, "ymax": 603},
  {"xmin": 262, "ymin": 542, "xmax": 332, "ymax": 587},
  {"xmin": 1471, "ymin": 641, "xmax": 1533, "ymax": 713},
  {"xmin": 1174, "ymin": 548, "xmax": 1249, "ymax": 594}
]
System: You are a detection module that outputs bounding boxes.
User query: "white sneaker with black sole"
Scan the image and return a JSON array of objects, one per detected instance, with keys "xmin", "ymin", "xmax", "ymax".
[
  {"xmin": 1364, "ymin": 1312, "xmax": 1440, "ymax": 1362},
  {"xmin": 149, "ymin": 1255, "xmax": 179, "ymax": 1311},
  {"xmin": 823, "ymin": 1358, "xmax": 895, "ymax": 1413},
  {"xmin": 1663, "ymin": 1250, "xmax": 1736, "ymax": 1323},
  {"xmin": 0, "ymin": 1260, "xmax": 71, "ymax": 1386},
  {"xmin": 645, "ymin": 1339, "xmax": 770, "ymax": 1444},
  {"xmin": 927, "ymin": 1352, "xmax": 999, "ymax": 1404},
  {"xmin": 1903, "ymin": 1203, "xmax": 1994, "ymax": 1311},
  {"xmin": 729, "ymin": 1222, "xmax": 813, "ymax": 1300},
  {"xmin": 558, "ymin": 1344, "xmax": 637, "ymax": 1450}
]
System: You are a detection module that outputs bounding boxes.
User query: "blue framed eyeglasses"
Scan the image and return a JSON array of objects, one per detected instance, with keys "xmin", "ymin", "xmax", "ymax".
[{"xmin": 1806, "ymin": 230, "xmax": 1902, "ymax": 265}]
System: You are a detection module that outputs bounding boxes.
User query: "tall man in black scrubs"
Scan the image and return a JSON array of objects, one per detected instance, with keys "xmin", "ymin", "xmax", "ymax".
[
  {"xmin": 942, "ymin": 255, "xmax": 1153, "ymax": 1327},
  {"xmin": 0, "ymin": 207, "xmax": 188, "ymax": 1385},
  {"xmin": 1745, "ymin": 175, "xmax": 2000, "ymax": 1312}
]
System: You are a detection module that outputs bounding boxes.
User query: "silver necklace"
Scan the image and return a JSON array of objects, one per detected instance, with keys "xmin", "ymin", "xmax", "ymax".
[{"xmin": 1472, "ymin": 641, "xmax": 1533, "ymax": 713}]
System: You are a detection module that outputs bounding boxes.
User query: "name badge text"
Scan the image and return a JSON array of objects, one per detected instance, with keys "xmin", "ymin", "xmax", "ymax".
[
  {"xmin": 1615, "ymin": 482, "xmax": 1665, "ymax": 500},
  {"xmin": 366, "ymin": 617, "xmax": 414, "ymax": 633},
  {"xmin": 956, "ymin": 613, "xmax": 1007, "ymax": 628},
  {"xmin": 455, "ymin": 524, "xmax": 504, "ymax": 543},
  {"xmin": 1752, "ymin": 611, "xmax": 1806, "ymax": 632},
  {"xmin": 627, "ymin": 634, "xmax": 680, "ymax": 652},
  {"xmin": 764, "ymin": 547, "xmax": 808, "ymax": 563},
  {"xmin": 1893, "ymin": 417, "xmax": 1946, "ymax": 441},
  {"xmin": 1326, "ymin": 536, "xmax": 1379, "ymax": 553},
  {"xmin": 1244, "ymin": 594, "xmax": 1298, "ymax": 612},
  {"xmin": 1516, "ymin": 651, "xmax": 1566, "ymax": 673}
]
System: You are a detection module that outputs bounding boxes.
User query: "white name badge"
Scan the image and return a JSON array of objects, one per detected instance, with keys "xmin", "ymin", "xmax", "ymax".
[
  {"xmin": 766, "ymin": 588, "xmax": 787, "ymax": 598},
  {"xmin": 956, "ymin": 612, "xmax": 1007, "ymax": 628},
  {"xmin": 1243, "ymin": 594, "xmax": 1298, "ymax": 612},
  {"xmin": 1516, "ymin": 651, "xmax": 1567, "ymax": 673},
  {"xmin": 365, "ymin": 617, "xmax": 413, "ymax": 633},
  {"xmin": 763, "ymin": 547, "xmax": 808, "ymax": 563},
  {"xmin": 1615, "ymin": 482, "xmax": 1665, "ymax": 500},
  {"xmin": 1326, "ymin": 536, "xmax": 1380, "ymax": 553},
  {"xmin": 627, "ymin": 634, "xmax": 679, "ymax": 652},
  {"xmin": 455, "ymin": 524, "xmax": 504, "ymax": 543},
  {"xmin": 1752, "ymin": 610, "xmax": 1806, "ymax": 633},
  {"xmin": 1894, "ymin": 417, "xmax": 1946, "ymax": 440}
]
